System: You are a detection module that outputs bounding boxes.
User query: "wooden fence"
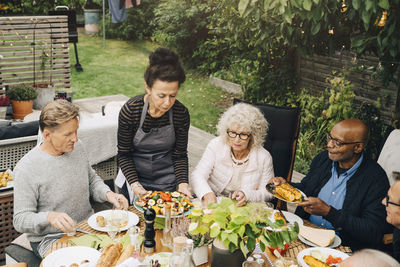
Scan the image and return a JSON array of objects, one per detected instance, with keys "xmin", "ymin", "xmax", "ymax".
[
  {"xmin": 0, "ymin": 16, "xmax": 70, "ymax": 92},
  {"xmin": 297, "ymin": 50, "xmax": 400, "ymax": 125}
]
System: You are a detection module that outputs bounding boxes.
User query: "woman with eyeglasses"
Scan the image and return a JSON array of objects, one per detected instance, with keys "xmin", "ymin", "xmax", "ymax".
[{"xmin": 191, "ymin": 103, "xmax": 274, "ymax": 207}]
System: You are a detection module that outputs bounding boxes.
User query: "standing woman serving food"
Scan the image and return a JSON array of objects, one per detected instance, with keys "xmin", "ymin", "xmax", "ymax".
[{"xmin": 116, "ymin": 48, "xmax": 192, "ymax": 204}]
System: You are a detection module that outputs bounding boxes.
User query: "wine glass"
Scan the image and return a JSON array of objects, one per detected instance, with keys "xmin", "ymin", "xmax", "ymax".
[{"xmin": 106, "ymin": 209, "xmax": 121, "ymax": 241}]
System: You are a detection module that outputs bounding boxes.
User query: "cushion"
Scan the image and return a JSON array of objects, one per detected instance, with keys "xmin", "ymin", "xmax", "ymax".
[{"xmin": 0, "ymin": 121, "xmax": 39, "ymax": 140}]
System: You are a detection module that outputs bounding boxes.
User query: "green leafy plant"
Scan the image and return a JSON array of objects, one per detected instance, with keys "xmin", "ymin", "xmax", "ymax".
[
  {"xmin": 6, "ymin": 85, "xmax": 38, "ymax": 101},
  {"xmin": 188, "ymin": 198, "xmax": 298, "ymax": 256},
  {"xmin": 185, "ymin": 232, "xmax": 213, "ymax": 248}
]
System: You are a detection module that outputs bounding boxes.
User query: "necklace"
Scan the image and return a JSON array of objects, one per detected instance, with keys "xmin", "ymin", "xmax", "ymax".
[{"xmin": 231, "ymin": 151, "xmax": 249, "ymax": 165}]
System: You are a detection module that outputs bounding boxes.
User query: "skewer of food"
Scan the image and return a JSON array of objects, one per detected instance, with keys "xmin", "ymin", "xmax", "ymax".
[{"xmin": 135, "ymin": 191, "xmax": 193, "ymax": 216}]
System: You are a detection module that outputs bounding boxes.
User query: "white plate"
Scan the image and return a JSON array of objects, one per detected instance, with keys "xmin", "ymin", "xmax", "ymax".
[
  {"xmin": 297, "ymin": 247, "xmax": 349, "ymax": 267},
  {"xmin": 299, "ymin": 234, "xmax": 342, "ymax": 248},
  {"xmin": 266, "ymin": 210, "xmax": 303, "ymax": 231},
  {"xmin": 42, "ymin": 246, "xmax": 100, "ymax": 267},
  {"xmin": 134, "ymin": 197, "xmax": 193, "ymax": 218},
  {"xmin": 146, "ymin": 252, "xmax": 172, "ymax": 267},
  {"xmin": 87, "ymin": 210, "xmax": 139, "ymax": 232}
]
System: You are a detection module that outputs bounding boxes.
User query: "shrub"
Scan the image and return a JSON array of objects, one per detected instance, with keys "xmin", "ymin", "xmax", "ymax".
[
  {"xmin": 152, "ymin": 0, "xmax": 212, "ymax": 68},
  {"xmin": 6, "ymin": 85, "xmax": 38, "ymax": 101}
]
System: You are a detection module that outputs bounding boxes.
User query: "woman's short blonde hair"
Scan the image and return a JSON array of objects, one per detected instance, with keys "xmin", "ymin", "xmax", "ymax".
[
  {"xmin": 217, "ymin": 103, "xmax": 269, "ymax": 149},
  {"xmin": 39, "ymin": 100, "xmax": 80, "ymax": 132}
]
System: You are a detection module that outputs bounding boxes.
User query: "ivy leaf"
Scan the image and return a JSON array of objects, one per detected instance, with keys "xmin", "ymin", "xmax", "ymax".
[
  {"xmin": 240, "ymin": 241, "xmax": 247, "ymax": 257},
  {"xmin": 246, "ymin": 237, "xmax": 256, "ymax": 252},
  {"xmin": 361, "ymin": 10, "xmax": 371, "ymax": 31},
  {"xmin": 303, "ymin": 0, "xmax": 312, "ymax": 11},
  {"xmin": 210, "ymin": 225, "xmax": 221, "ymax": 238},
  {"xmin": 352, "ymin": 0, "xmax": 361, "ymax": 10},
  {"xmin": 228, "ymin": 233, "xmax": 239, "ymax": 246},
  {"xmin": 238, "ymin": 0, "xmax": 250, "ymax": 16},
  {"xmin": 259, "ymin": 240, "xmax": 266, "ymax": 252},
  {"xmin": 281, "ymin": 229, "xmax": 291, "ymax": 244},
  {"xmin": 365, "ymin": 0, "xmax": 375, "ymax": 11},
  {"xmin": 378, "ymin": 0, "xmax": 389, "ymax": 9},
  {"xmin": 238, "ymin": 225, "xmax": 246, "ymax": 238},
  {"xmin": 311, "ymin": 23, "xmax": 321, "ymax": 35}
]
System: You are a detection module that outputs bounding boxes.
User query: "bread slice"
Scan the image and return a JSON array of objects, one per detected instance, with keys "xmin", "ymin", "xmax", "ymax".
[{"xmin": 299, "ymin": 225, "xmax": 335, "ymax": 247}]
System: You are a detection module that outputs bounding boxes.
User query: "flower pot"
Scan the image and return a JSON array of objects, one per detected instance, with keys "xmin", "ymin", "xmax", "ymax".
[
  {"xmin": 84, "ymin": 9, "xmax": 101, "ymax": 35},
  {"xmin": 193, "ymin": 245, "xmax": 208, "ymax": 266},
  {"xmin": 11, "ymin": 100, "xmax": 33, "ymax": 120},
  {"xmin": 33, "ymin": 85, "xmax": 55, "ymax": 110},
  {"xmin": 0, "ymin": 106, "xmax": 7, "ymax": 119},
  {"xmin": 211, "ymin": 239, "xmax": 246, "ymax": 267}
]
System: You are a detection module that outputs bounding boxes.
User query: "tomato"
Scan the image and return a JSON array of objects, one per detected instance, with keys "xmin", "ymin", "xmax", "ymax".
[
  {"xmin": 160, "ymin": 192, "xmax": 171, "ymax": 202},
  {"xmin": 268, "ymin": 243, "xmax": 290, "ymax": 255},
  {"xmin": 326, "ymin": 255, "xmax": 342, "ymax": 265}
]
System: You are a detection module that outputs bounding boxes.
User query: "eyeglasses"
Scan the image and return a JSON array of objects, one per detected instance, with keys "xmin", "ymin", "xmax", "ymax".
[
  {"xmin": 227, "ymin": 130, "xmax": 251, "ymax": 140},
  {"xmin": 385, "ymin": 194, "xmax": 400, "ymax": 207},
  {"xmin": 326, "ymin": 133, "xmax": 363, "ymax": 147}
]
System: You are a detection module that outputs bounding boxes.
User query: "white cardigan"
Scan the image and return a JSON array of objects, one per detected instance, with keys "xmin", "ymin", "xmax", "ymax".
[{"xmin": 191, "ymin": 136, "xmax": 274, "ymax": 202}]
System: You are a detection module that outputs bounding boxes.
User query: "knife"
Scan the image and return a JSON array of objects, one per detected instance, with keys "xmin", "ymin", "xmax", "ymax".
[{"xmin": 76, "ymin": 228, "xmax": 92, "ymax": 234}]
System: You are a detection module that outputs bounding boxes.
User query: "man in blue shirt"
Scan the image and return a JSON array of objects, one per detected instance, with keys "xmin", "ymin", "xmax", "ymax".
[{"xmin": 270, "ymin": 119, "xmax": 390, "ymax": 250}]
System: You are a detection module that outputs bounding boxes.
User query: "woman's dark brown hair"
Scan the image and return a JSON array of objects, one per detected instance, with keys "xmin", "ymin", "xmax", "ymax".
[{"xmin": 144, "ymin": 47, "xmax": 186, "ymax": 88}]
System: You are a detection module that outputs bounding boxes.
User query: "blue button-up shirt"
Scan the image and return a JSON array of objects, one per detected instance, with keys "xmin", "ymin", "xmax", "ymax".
[{"xmin": 309, "ymin": 153, "xmax": 364, "ymax": 229}]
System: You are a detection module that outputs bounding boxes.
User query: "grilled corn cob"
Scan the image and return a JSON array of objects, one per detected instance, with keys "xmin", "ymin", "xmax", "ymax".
[
  {"xmin": 275, "ymin": 183, "xmax": 302, "ymax": 202},
  {"xmin": 303, "ymin": 255, "xmax": 330, "ymax": 267}
]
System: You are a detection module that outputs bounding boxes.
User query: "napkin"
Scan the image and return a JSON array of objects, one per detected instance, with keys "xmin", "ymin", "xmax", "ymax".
[{"xmin": 69, "ymin": 233, "xmax": 144, "ymax": 250}]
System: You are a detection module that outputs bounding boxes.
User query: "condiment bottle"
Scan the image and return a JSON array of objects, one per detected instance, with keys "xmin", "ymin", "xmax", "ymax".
[{"xmin": 161, "ymin": 203, "xmax": 173, "ymax": 248}]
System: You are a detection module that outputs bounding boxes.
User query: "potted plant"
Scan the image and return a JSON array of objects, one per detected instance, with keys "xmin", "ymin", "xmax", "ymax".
[
  {"xmin": 0, "ymin": 95, "xmax": 10, "ymax": 119},
  {"xmin": 84, "ymin": 0, "xmax": 102, "ymax": 35},
  {"xmin": 6, "ymin": 85, "xmax": 38, "ymax": 119},
  {"xmin": 188, "ymin": 198, "xmax": 299, "ymax": 267},
  {"xmin": 185, "ymin": 232, "xmax": 213, "ymax": 266},
  {"xmin": 32, "ymin": 42, "xmax": 56, "ymax": 110}
]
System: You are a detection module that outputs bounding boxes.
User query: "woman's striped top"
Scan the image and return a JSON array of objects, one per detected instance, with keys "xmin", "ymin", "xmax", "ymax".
[{"xmin": 118, "ymin": 94, "xmax": 190, "ymax": 186}]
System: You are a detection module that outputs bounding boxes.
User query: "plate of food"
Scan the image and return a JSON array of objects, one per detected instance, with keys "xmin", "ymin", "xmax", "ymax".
[
  {"xmin": 0, "ymin": 169, "xmax": 14, "ymax": 191},
  {"xmin": 87, "ymin": 210, "xmax": 139, "ymax": 232},
  {"xmin": 266, "ymin": 210, "xmax": 303, "ymax": 231},
  {"xmin": 42, "ymin": 246, "xmax": 100, "ymax": 267},
  {"xmin": 297, "ymin": 247, "xmax": 349, "ymax": 267},
  {"xmin": 299, "ymin": 234, "xmax": 341, "ymax": 249},
  {"xmin": 266, "ymin": 183, "xmax": 306, "ymax": 203},
  {"xmin": 298, "ymin": 225, "xmax": 341, "ymax": 248},
  {"xmin": 134, "ymin": 191, "xmax": 194, "ymax": 218},
  {"xmin": 146, "ymin": 252, "xmax": 172, "ymax": 267}
]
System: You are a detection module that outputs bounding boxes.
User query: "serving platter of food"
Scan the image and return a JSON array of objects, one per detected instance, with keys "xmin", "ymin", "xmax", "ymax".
[
  {"xmin": 87, "ymin": 210, "xmax": 139, "ymax": 232},
  {"xmin": 266, "ymin": 183, "xmax": 306, "ymax": 203},
  {"xmin": 0, "ymin": 169, "xmax": 13, "ymax": 191},
  {"xmin": 297, "ymin": 247, "xmax": 348, "ymax": 267},
  {"xmin": 42, "ymin": 246, "xmax": 100, "ymax": 267},
  {"xmin": 134, "ymin": 191, "xmax": 194, "ymax": 218}
]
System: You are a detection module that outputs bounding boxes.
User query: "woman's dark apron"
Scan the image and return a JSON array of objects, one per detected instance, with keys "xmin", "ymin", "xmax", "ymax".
[{"xmin": 116, "ymin": 98, "xmax": 176, "ymax": 203}]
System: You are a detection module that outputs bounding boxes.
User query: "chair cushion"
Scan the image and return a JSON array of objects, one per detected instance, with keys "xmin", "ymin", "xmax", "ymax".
[
  {"xmin": 0, "ymin": 121, "xmax": 39, "ymax": 140},
  {"xmin": 5, "ymin": 244, "xmax": 41, "ymax": 267},
  {"xmin": 233, "ymin": 99, "xmax": 300, "ymax": 179}
]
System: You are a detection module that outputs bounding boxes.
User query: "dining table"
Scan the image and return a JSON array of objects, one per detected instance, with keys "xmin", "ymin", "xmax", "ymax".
[{"xmin": 41, "ymin": 206, "xmax": 352, "ymax": 267}]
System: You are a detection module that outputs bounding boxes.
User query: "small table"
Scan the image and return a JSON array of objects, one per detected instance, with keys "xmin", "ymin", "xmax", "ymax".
[{"xmin": 42, "ymin": 207, "xmax": 352, "ymax": 267}]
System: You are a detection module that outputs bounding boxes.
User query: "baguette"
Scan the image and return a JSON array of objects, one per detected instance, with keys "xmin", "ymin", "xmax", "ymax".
[
  {"xmin": 96, "ymin": 243, "xmax": 123, "ymax": 267},
  {"xmin": 115, "ymin": 244, "xmax": 134, "ymax": 265}
]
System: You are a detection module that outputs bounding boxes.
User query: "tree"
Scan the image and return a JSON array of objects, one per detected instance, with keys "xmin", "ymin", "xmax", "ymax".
[{"xmin": 238, "ymin": 0, "xmax": 400, "ymax": 83}]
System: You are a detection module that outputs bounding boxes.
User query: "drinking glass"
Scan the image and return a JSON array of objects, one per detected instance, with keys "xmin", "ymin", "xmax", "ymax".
[{"xmin": 106, "ymin": 210, "xmax": 121, "ymax": 241}]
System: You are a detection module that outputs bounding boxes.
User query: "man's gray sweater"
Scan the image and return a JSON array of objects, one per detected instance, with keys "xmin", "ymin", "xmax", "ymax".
[{"xmin": 13, "ymin": 141, "xmax": 110, "ymax": 242}]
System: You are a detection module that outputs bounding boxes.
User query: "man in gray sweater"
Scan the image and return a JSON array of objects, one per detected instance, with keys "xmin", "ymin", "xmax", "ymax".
[{"xmin": 13, "ymin": 100, "xmax": 128, "ymax": 258}]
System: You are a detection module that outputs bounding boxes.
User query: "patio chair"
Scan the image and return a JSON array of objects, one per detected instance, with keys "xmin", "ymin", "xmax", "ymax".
[{"xmin": 233, "ymin": 99, "xmax": 301, "ymax": 209}]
